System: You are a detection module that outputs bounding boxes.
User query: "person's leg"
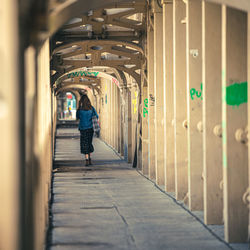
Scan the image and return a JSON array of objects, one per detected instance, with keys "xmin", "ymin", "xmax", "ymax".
[
  {"xmin": 88, "ymin": 153, "xmax": 92, "ymax": 165},
  {"xmin": 88, "ymin": 129, "xmax": 94, "ymax": 165},
  {"xmin": 85, "ymin": 154, "xmax": 89, "ymax": 166}
]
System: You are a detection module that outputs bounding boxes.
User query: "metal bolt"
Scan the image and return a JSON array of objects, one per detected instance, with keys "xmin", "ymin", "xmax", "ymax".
[
  {"xmin": 182, "ymin": 119, "xmax": 188, "ymax": 129},
  {"xmin": 235, "ymin": 126, "xmax": 248, "ymax": 145},
  {"xmin": 197, "ymin": 121, "xmax": 203, "ymax": 133},
  {"xmin": 219, "ymin": 180, "xmax": 223, "ymax": 190},
  {"xmin": 213, "ymin": 124, "xmax": 222, "ymax": 138}
]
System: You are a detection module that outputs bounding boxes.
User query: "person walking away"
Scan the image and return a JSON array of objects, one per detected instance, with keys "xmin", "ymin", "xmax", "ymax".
[{"xmin": 76, "ymin": 94, "xmax": 99, "ymax": 166}]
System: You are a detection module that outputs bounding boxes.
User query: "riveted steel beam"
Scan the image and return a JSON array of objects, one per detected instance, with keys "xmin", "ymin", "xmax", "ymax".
[
  {"xmin": 51, "ymin": 40, "xmax": 143, "ymax": 85},
  {"xmin": 49, "ymin": 0, "xmax": 146, "ymax": 37},
  {"xmin": 205, "ymin": 0, "xmax": 250, "ymax": 13}
]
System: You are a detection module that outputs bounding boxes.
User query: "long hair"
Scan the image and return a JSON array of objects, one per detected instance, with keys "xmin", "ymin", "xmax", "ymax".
[{"xmin": 79, "ymin": 94, "xmax": 92, "ymax": 110}]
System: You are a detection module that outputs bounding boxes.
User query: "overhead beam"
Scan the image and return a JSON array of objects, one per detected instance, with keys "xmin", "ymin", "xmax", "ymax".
[
  {"xmin": 205, "ymin": 0, "xmax": 250, "ymax": 12},
  {"xmin": 49, "ymin": 0, "xmax": 146, "ymax": 37}
]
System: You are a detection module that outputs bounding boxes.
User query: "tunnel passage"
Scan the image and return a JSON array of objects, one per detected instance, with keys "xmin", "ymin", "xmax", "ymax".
[{"xmin": 1, "ymin": 0, "xmax": 250, "ymax": 250}]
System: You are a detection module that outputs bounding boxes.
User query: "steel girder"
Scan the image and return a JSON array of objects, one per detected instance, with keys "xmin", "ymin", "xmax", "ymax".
[{"xmin": 51, "ymin": 2, "xmax": 146, "ymax": 93}]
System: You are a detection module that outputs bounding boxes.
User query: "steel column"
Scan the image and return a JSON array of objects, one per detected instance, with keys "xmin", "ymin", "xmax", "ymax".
[
  {"xmin": 248, "ymin": 12, "xmax": 250, "ymax": 241},
  {"xmin": 142, "ymin": 84, "xmax": 149, "ymax": 175},
  {"xmin": 222, "ymin": 6, "xmax": 248, "ymax": 243},
  {"xmin": 153, "ymin": 1, "xmax": 165, "ymax": 186},
  {"xmin": 147, "ymin": 19, "xmax": 156, "ymax": 180},
  {"xmin": 186, "ymin": 0, "xmax": 203, "ymax": 210},
  {"xmin": 163, "ymin": 0, "xmax": 175, "ymax": 192},
  {"xmin": 202, "ymin": 1, "xmax": 223, "ymax": 224},
  {"xmin": 0, "ymin": 1, "xmax": 21, "ymax": 249},
  {"xmin": 173, "ymin": 0, "xmax": 188, "ymax": 200}
]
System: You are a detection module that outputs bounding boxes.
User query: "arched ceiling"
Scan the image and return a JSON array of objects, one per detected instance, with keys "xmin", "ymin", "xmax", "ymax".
[{"xmin": 50, "ymin": 0, "xmax": 147, "ymax": 94}]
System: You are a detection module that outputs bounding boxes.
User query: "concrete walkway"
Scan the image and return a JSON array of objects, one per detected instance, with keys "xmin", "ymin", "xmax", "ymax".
[{"xmin": 48, "ymin": 128, "xmax": 248, "ymax": 250}]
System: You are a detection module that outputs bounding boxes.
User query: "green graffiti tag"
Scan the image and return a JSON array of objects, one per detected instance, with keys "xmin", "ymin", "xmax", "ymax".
[
  {"xmin": 67, "ymin": 71, "xmax": 99, "ymax": 78},
  {"xmin": 143, "ymin": 98, "xmax": 148, "ymax": 117},
  {"xmin": 226, "ymin": 81, "xmax": 247, "ymax": 107},
  {"xmin": 190, "ymin": 83, "xmax": 203, "ymax": 100}
]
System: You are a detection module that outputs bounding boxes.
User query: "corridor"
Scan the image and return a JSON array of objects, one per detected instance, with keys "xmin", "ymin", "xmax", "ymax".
[
  {"xmin": 1, "ymin": 0, "xmax": 250, "ymax": 249},
  {"xmin": 47, "ymin": 127, "xmax": 247, "ymax": 250}
]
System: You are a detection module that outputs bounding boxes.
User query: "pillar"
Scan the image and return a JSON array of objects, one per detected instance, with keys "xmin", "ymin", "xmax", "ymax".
[
  {"xmin": 222, "ymin": 6, "xmax": 248, "ymax": 243},
  {"xmin": 115, "ymin": 86, "xmax": 119, "ymax": 151},
  {"xmin": 117, "ymin": 90, "xmax": 121, "ymax": 153},
  {"xmin": 131, "ymin": 85, "xmax": 138, "ymax": 164},
  {"xmin": 153, "ymin": 0, "xmax": 165, "ymax": 186},
  {"xmin": 111, "ymin": 81, "xmax": 115, "ymax": 147},
  {"xmin": 126, "ymin": 88, "xmax": 133, "ymax": 163},
  {"xmin": 142, "ymin": 84, "xmax": 149, "ymax": 175},
  {"xmin": 173, "ymin": 0, "xmax": 188, "ymax": 200},
  {"xmin": 202, "ymin": 1, "xmax": 223, "ymax": 225},
  {"xmin": 186, "ymin": 0, "xmax": 203, "ymax": 210},
  {"xmin": 0, "ymin": 0, "xmax": 21, "ymax": 249},
  {"xmin": 147, "ymin": 13, "xmax": 156, "ymax": 180},
  {"xmin": 248, "ymin": 12, "xmax": 250, "ymax": 241},
  {"xmin": 162, "ymin": 0, "xmax": 175, "ymax": 192}
]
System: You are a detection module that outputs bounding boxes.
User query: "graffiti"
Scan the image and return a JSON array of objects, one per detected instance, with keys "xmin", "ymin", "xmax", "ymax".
[
  {"xmin": 226, "ymin": 81, "xmax": 247, "ymax": 107},
  {"xmin": 67, "ymin": 71, "xmax": 99, "ymax": 78},
  {"xmin": 190, "ymin": 81, "xmax": 247, "ymax": 107},
  {"xmin": 132, "ymin": 91, "xmax": 138, "ymax": 114},
  {"xmin": 143, "ymin": 98, "xmax": 148, "ymax": 117},
  {"xmin": 190, "ymin": 83, "xmax": 203, "ymax": 100},
  {"xmin": 149, "ymin": 94, "xmax": 155, "ymax": 106},
  {"xmin": 112, "ymin": 77, "xmax": 120, "ymax": 87}
]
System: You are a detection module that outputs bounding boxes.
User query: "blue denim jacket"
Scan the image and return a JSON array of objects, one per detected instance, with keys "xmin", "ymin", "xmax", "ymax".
[{"xmin": 76, "ymin": 106, "xmax": 98, "ymax": 130}]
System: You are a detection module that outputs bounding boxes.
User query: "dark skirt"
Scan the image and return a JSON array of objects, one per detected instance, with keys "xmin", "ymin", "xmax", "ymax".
[{"xmin": 80, "ymin": 128, "xmax": 94, "ymax": 154}]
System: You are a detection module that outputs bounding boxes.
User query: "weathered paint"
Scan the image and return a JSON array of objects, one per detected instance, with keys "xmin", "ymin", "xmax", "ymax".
[{"xmin": 226, "ymin": 81, "xmax": 247, "ymax": 107}]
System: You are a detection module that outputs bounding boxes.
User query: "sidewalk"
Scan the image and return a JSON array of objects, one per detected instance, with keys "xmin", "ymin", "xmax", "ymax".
[{"xmin": 48, "ymin": 128, "xmax": 248, "ymax": 250}]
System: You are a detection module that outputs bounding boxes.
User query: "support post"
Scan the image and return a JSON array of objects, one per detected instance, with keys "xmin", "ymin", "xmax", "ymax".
[
  {"xmin": 0, "ymin": 1, "xmax": 21, "ymax": 249},
  {"xmin": 153, "ymin": 0, "xmax": 165, "ymax": 185},
  {"xmin": 147, "ymin": 13, "xmax": 156, "ymax": 180},
  {"xmin": 202, "ymin": 1, "xmax": 223, "ymax": 224},
  {"xmin": 142, "ymin": 83, "xmax": 149, "ymax": 175},
  {"xmin": 173, "ymin": 0, "xmax": 188, "ymax": 200},
  {"xmin": 186, "ymin": 0, "xmax": 203, "ymax": 211},
  {"xmin": 127, "ymin": 89, "xmax": 133, "ymax": 163},
  {"xmin": 248, "ymin": 12, "xmax": 250, "ymax": 241},
  {"xmin": 163, "ymin": 0, "xmax": 175, "ymax": 192},
  {"xmin": 222, "ymin": 6, "xmax": 248, "ymax": 243}
]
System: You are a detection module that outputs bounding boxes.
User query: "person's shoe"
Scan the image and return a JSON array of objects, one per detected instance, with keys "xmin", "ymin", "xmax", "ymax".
[
  {"xmin": 89, "ymin": 158, "xmax": 92, "ymax": 165},
  {"xmin": 85, "ymin": 159, "xmax": 89, "ymax": 166}
]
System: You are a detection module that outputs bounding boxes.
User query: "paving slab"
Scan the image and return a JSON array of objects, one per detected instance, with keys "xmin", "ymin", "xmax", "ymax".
[{"xmin": 47, "ymin": 128, "xmax": 249, "ymax": 250}]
